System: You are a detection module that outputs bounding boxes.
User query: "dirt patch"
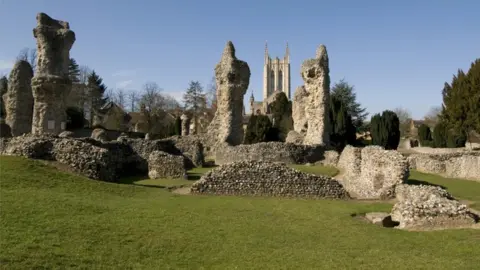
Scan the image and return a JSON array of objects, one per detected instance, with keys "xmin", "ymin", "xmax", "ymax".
[{"xmin": 172, "ymin": 186, "xmax": 191, "ymax": 195}]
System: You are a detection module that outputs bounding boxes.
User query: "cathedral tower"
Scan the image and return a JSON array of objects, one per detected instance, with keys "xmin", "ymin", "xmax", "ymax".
[{"xmin": 263, "ymin": 42, "xmax": 291, "ymax": 100}]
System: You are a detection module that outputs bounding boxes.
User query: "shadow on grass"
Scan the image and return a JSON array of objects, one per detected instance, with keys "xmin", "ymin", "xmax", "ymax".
[{"xmin": 406, "ymin": 179, "xmax": 447, "ymax": 189}]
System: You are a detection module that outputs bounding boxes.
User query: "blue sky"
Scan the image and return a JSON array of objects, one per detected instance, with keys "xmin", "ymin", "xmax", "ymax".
[{"xmin": 1, "ymin": 0, "xmax": 479, "ymax": 119}]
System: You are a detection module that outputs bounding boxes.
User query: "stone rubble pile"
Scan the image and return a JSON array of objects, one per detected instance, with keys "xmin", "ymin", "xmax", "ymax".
[
  {"xmin": 337, "ymin": 145, "xmax": 409, "ymax": 199},
  {"xmin": 191, "ymin": 160, "xmax": 350, "ymax": 199},
  {"xmin": 148, "ymin": 150, "xmax": 186, "ymax": 179},
  {"xmin": 390, "ymin": 184, "xmax": 479, "ymax": 230}
]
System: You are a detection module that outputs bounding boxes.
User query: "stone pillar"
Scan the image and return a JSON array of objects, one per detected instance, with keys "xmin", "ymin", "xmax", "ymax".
[
  {"xmin": 181, "ymin": 113, "xmax": 190, "ymax": 136},
  {"xmin": 206, "ymin": 41, "xmax": 250, "ymax": 146},
  {"xmin": 31, "ymin": 13, "xmax": 75, "ymax": 135},
  {"xmin": 4, "ymin": 60, "xmax": 34, "ymax": 136},
  {"xmin": 300, "ymin": 44, "xmax": 331, "ymax": 146}
]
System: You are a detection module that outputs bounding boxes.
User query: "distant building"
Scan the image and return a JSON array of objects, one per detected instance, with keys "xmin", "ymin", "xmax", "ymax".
[{"xmin": 250, "ymin": 42, "xmax": 291, "ymax": 115}]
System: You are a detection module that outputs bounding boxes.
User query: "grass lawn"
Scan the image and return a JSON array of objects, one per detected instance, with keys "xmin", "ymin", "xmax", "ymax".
[{"xmin": 1, "ymin": 156, "xmax": 479, "ymax": 269}]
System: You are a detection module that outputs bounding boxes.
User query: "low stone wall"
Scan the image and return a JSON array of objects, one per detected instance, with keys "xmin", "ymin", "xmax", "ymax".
[
  {"xmin": 408, "ymin": 152, "xmax": 480, "ymax": 180},
  {"xmin": 148, "ymin": 151, "xmax": 186, "ymax": 179},
  {"xmin": 411, "ymin": 147, "xmax": 468, "ymax": 154},
  {"xmin": 214, "ymin": 142, "xmax": 328, "ymax": 165},
  {"xmin": 191, "ymin": 160, "xmax": 350, "ymax": 199},
  {"xmin": 337, "ymin": 145, "xmax": 409, "ymax": 199},
  {"xmin": 391, "ymin": 184, "xmax": 478, "ymax": 230}
]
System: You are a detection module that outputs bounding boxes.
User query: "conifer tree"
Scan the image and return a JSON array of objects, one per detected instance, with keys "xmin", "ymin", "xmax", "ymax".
[
  {"xmin": 432, "ymin": 122, "xmax": 448, "ymax": 148},
  {"xmin": 183, "ymin": 81, "xmax": 207, "ymax": 134},
  {"xmin": 370, "ymin": 110, "xmax": 400, "ymax": 150},
  {"xmin": 174, "ymin": 116, "xmax": 182, "ymax": 136},
  {"xmin": 68, "ymin": 58, "xmax": 80, "ymax": 83},
  {"xmin": 87, "ymin": 70, "xmax": 108, "ymax": 124},
  {"xmin": 331, "ymin": 79, "xmax": 368, "ymax": 128},
  {"xmin": 441, "ymin": 59, "xmax": 480, "ymax": 141},
  {"xmin": 329, "ymin": 95, "xmax": 356, "ymax": 150}
]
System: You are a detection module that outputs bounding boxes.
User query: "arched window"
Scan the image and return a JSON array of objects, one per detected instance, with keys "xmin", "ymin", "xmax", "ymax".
[
  {"xmin": 270, "ymin": 70, "xmax": 275, "ymax": 95},
  {"xmin": 278, "ymin": 70, "xmax": 283, "ymax": 92}
]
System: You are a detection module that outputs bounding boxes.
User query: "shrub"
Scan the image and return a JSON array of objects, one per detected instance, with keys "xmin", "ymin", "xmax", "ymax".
[
  {"xmin": 432, "ymin": 122, "xmax": 448, "ymax": 148},
  {"xmin": 447, "ymin": 131, "xmax": 467, "ymax": 148},
  {"xmin": 370, "ymin": 110, "xmax": 400, "ymax": 150},
  {"xmin": 418, "ymin": 124, "xmax": 432, "ymax": 145},
  {"xmin": 174, "ymin": 116, "xmax": 181, "ymax": 136},
  {"xmin": 244, "ymin": 115, "xmax": 276, "ymax": 144}
]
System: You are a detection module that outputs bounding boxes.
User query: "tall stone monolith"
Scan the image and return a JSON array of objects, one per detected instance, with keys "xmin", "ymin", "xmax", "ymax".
[
  {"xmin": 300, "ymin": 44, "xmax": 330, "ymax": 145},
  {"xmin": 181, "ymin": 113, "xmax": 190, "ymax": 136},
  {"xmin": 4, "ymin": 60, "xmax": 34, "ymax": 136},
  {"xmin": 206, "ymin": 41, "xmax": 250, "ymax": 146},
  {"xmin": 31, "ymin": 13, "xmax": 75, "ymax": 135}
]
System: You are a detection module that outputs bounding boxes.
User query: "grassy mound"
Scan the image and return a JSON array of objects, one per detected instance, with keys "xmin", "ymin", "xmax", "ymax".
[{"xmin": 1, "ymin": 156, "xmax": 479, "ymax": 269}]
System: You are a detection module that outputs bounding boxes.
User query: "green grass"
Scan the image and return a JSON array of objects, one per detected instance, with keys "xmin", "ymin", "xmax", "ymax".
[
  {"xmin": 1, "ymin": 156, "xmax": 480, "ymax": 269},
  {"xmin": 289, "ymin": 164, "xmax": 339, "ymax": 177}
]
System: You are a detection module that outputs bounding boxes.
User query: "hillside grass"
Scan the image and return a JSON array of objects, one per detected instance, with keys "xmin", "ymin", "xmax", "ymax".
[{"xmin": 1, "ymin": 156, "xmax": 479, "ymax": 269}]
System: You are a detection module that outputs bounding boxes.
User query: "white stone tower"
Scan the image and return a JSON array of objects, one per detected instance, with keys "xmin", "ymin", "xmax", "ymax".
[{"xmin": 263, "ymin": 42, "xmax": 291, "ymax": 100}]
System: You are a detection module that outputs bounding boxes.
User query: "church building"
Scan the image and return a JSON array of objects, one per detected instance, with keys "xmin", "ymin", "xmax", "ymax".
[{"xmin": 249, "ymin": 42, "xmax": 291, "ymax": 115}]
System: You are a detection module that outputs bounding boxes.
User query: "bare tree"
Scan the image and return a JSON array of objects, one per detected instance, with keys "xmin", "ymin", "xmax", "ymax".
[
  {"xmin": 127, "ymin": 90, "xmax": 139, "ymax": 112},
  {"xmin": 115, "ymin": 89, "xmax": 127, "ymax": 109},
  {"xmin": 206, "ymin": 76, "xmax": 216, "ymax": 108},
  {"xmin": 139, "ymin": 82, "xmax": 166, "ymax": 134},
  {"xmin": 17, "ymin": 48, "xmax": 36, "ymax": 71},
  {"xmin": 78, "ymin": 65, "xmax": 91, "ymax": 85},
  {"xmin": 163, "ymin": 94, "xmax": 180, "ymax": 111},
  {"xmin": 424, "ymin": 106, "xmax": 442, "ymax": 127},
  {"xmin": 393, "ymin": 107, "xmax": 413, "ymax": 137}
]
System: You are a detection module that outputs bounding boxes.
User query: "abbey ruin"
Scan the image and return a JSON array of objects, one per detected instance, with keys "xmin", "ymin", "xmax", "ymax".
[{"xmin": 0, "ymin": 12, "xmax": 479, "ymax": 233}]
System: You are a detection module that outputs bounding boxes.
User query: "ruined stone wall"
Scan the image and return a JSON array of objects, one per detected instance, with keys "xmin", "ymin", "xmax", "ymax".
[
  {"xmin": 191, "ymin": 161, "xmax": 349, "ymax": 199},
  {"xmin": 205, "ymin": 41, "xmax": 250, "ymax": 148},
  {"xmin": 31, "ymin": 13, "xmax": 75, "ymax": 135},
  {"xmin": 214, "ymin": 141, "xmax": 327, "ymax": 165},
  {"xmin": 337, "ymin": 145, "xmax": 409, "ymax": 199},
  {"xmin": 0, "ymin": 133, "xmax": 204, "ymax": 182},
  {"xmin": 4, "ymin": 60, "xmax": 34, "ymax": 136},
  {"xmin": 409, "ymin": 152, "xmax": 480, "ymax": 180}
]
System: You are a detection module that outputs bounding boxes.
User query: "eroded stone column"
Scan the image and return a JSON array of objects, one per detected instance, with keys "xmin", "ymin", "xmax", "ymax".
[
  {"xmin": 300, "ymin": 44, "xmax": 330, "ymax": 146},
  {"xmin": 181, "ymin": 113, "xmax": 190, "ymax": 136},
  {"xmin": 4, "ymin": 60, "xmax": 34, "ymax": 136},
  {"xmin": 31, "ymin": 13, "xmax": 75, "ymax": 135},
  {"xmin": 206, "ymin": 41, "xmax": 250, "ymax": 146}
]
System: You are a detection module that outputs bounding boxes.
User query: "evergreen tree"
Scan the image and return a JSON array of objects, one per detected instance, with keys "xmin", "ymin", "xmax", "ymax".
[
  {"xmin": 244, "ymin": 115, "xmax": 274, "ymax": 144},
  {"xmin": 329, "ymin": 95, "xmax": 356, "ymax": 150},
  {"xmin": 87, "ymin": 70, "xmax": 108, "ymax": 124},
  {"xmin": 447, "ymin": 131, "xmax": 467, "ymax": 148},
  {"xmin": 418, "ymin": 124, "xmax": 432, "ymax": 145},
  {"xmin": 174, "ymin": 116, "xmax": 182, "ymax": 136},
  {"xmin": 441, "ymin": 59, "xmax": 480, "ymax": 141},
  {"xmin": 269, "ymin": 92, "xmax": 293, "ymax": 140},
  {"xmin": 370, "ymin": 110, "xmax": 400, "ymax": 150},
  {"xmin": 183, "ymin": 81, "xmax": 207, "ymax": 134},
  {"xmin": 330, "ymin": 79, "xmax": 368, "ymax": 128},
  {"xmin": 432, "ymin": 122, "xmax": 448, "ymax": 148},
  {"xmin": 68, "ymin": 58, "xmax": 80, "ymax": 83}
]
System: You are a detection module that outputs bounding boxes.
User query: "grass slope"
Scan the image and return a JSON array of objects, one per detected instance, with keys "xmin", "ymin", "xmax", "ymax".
[{"xmin": 1, "ymin": 156, "xmax": 479, "ymax": 269}]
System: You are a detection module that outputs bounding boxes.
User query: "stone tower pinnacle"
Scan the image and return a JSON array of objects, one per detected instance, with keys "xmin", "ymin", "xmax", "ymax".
[{"xmin": 262, "ymin": 42, "xmax": 291, "ymax": 100}]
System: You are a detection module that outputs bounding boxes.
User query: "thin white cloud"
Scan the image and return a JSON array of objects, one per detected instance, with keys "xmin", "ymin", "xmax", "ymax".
[
  {"xmin": 112, "ymin": 69, "xmax": 136, "ymax": 77},
  {"xmin": 116, "ymin": 80, "xmax": 133, "ymax": 89},
  {"xmin": 0, "ymin": 59, "xmax": 14, "ymax": 70},
  {"xmin": 163, "ymin": 91, "xmax": 184, "ymax": 103}
]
